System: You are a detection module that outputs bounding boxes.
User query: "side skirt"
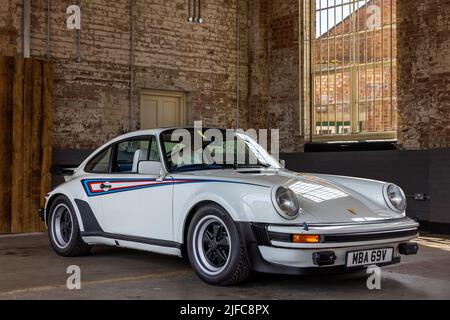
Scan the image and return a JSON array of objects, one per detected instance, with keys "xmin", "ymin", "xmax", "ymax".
[{"xmin": 81, "ymin": 232, "xmax": 182, "ymax": 257}]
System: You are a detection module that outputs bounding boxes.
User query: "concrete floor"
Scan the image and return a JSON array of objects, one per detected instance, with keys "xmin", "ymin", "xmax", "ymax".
[{"xmin": 0, "ymin": 233, "xmax": 449, "ymax": 300}]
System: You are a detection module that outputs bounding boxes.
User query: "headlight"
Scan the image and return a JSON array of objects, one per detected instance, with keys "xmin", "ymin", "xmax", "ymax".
[
  {"xmin": 384, "ymin": 184, "xmax": 407, "ymax": 213},
  {"xmin": 273, "ymin": 186, "xmax": 300, "ymax": 219}
]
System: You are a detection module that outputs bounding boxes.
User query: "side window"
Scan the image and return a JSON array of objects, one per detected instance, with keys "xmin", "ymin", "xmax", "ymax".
[
  {"xmin": 85, "ymin": 147, "xmax": 112, "ymax": 173},
  {"xmin": 113, "ymin": 137, "xmax": 160, "ymax": 173},
  {"xmin": 113, "ymin": 138, "xmax": 151, "ymax": 173}
]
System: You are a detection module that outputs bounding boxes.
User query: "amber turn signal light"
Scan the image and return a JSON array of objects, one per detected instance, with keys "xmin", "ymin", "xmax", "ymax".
[{"xmin": 292, "ymin": 234, "xmax": 321, "ymax": 243}]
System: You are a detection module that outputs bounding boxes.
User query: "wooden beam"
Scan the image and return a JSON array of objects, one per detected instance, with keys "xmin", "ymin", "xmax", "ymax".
[
  {"xmin": 40, "ymin": 61, "xmax": 53, "ymax": 231},
  {"xmin": 11, "ymin": 57, "xmax": 24, "ymax": 233},
  {"xmin": 0, "ymin": 56, "xmax": 9, "ymax": 234},
  {"xmin": 2, "ymin": 57, "xmax": 14, "ymax": 234},
  {"xmin": 22, "ymin": 58, "xmax": 33, "ymax": 232},
  {"xmin": 30, "ymin": 59, "xmax": 43, "ymax": 232}
]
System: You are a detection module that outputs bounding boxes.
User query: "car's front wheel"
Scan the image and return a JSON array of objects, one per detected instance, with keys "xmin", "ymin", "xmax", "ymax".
[
  {"xmin": 48, "ymin": 195, "xmax": 92, "ymax": 257},
  {"xmin": 187, "ymin": 203, "xmax": 251, "ymax": 286}
]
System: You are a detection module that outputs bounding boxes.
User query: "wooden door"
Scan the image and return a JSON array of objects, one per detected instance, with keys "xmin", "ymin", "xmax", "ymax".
[{"xmin": 140, "ymin": 91, "xmax": 186, "ymax": 129}]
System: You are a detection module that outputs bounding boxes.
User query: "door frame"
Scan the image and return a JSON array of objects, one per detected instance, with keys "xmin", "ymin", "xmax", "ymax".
[{"xmin": 140, "ymin": 89, "xmax": 187, "ymax": 128}]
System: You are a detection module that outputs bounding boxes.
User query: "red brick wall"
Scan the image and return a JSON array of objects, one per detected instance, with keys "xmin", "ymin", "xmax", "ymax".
[
  {"xmin": 3, "ymin": 0, "xmax": 449, "ymax": 151},
  {"xmin": 247, "ymin": 0, "xmax": 302, "ymax": 152},
  {"xmin": 12, "ymin": 0, "xmax": 248, "ymax": 149},
  {"xmin": 397, "ymin": 0, "xmax": 450, "ymax": 149},
  {"xmin": 0, "ymin": 0, "xmax": 20, "ymax": 56}
]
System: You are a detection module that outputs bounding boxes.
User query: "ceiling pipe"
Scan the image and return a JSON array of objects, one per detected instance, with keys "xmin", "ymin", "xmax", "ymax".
[{"xmin": 23, "ymin": 0, "xmax": 31, "ymax": 58}]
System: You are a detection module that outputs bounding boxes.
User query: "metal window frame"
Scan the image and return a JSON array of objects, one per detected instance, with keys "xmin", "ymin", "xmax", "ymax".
[{"xmin": 302, "ymin": 0, "xmax": 397, "ymax": 143}]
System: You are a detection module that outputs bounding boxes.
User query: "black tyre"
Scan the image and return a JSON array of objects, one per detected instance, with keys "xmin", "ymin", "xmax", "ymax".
[
  {"xmin": 187, "ymin": 203, "xmax": 251, "ymax": 286},
  {"xmin": 48, "ymin": 195, "xmax": 92, "ymax": 257}
]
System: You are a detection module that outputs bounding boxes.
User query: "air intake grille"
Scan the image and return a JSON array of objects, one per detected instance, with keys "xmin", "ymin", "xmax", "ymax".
[{"xmin": 251, "ymin": 223, "xmax": 270, "ymax": 245}]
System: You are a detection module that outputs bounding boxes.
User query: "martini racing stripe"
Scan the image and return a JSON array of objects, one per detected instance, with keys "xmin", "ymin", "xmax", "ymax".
[{"xmin": 81, "ymin": 178, "xmax": 270, "ymax": 197}]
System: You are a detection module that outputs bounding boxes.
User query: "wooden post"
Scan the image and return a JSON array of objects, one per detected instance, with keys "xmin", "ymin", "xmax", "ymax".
[
  {"xmin": 1, "ymin": 57, "xmax": 14, "ymax": 234},
  {"xmin": 22, "ymin": 58, "xmax": 33, "ymax": 232},
  {"xmin": 40, "ymin": 61, "xmax": 53, "ymax": 231},
  {"xmin": 0, "ymin": 56, "xmax": 9, "ymax": 234},
  {"xmin": 11, "ymin": 57, "xmax": 24, "ymax": 233},
  {"xmin": 0, "ymin": 57, "xmax": 53, "ymax": 234},
  {"xmin": 30, "ymin": 60, "xmax": 43, "ymax": 232}
]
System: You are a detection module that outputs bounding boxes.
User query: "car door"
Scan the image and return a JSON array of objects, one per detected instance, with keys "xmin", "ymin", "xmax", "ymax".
[{"xmin": 91, "ymin": 135, "xmax": 173, "ymax": 241}]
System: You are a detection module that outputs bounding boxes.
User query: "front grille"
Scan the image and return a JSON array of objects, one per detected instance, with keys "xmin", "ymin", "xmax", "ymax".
[{"xmin": 322, "ymin": 229, "xmax": 418, "ymax": 243}]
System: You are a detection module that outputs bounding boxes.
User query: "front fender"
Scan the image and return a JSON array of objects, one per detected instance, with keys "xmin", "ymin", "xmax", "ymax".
[
  {"xmin": 172, "ymin": 181, "xmax": 281, "ymax": 243},
  {"xmin": 315, "ymin": 174, "xmax": 391, "ymax": 211}
]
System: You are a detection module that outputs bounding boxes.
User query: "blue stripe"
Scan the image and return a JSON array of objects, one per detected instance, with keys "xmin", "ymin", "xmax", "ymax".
[{"xmin": 81, "ymin": 178, "xmax": 270, "ymax": 197}]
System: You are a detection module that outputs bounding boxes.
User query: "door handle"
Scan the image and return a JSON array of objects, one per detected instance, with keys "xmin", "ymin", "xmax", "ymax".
[{"xmin": 100, "ymin": 182, "xmax": 112, "ymax": 191}]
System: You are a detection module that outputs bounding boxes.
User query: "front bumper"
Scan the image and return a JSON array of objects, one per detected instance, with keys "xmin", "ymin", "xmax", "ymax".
[{"xmin": 237, "ymin": 218, "xmax": 419, "ymax": 275}]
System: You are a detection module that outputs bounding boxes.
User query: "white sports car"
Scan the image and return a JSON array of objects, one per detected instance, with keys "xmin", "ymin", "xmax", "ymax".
[{"xmin": 40, "ymin": 127, "xmax": 419, "ymax": 285}]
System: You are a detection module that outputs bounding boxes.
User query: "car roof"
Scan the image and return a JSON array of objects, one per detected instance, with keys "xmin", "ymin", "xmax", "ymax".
[{"xmin": 107, "ymin": 127, "xmax": 228, "ymax": 143}]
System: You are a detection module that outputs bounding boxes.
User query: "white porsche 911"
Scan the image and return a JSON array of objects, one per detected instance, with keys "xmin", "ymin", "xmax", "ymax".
[{"xmin": 40, "ymin": 127, "xmax": 419, "ymax": 285}]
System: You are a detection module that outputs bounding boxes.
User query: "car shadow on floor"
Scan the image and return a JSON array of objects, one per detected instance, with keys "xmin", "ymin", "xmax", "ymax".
[{"xmin": 87, "ymin": 245, "xmax": 421, "ymax": 298}]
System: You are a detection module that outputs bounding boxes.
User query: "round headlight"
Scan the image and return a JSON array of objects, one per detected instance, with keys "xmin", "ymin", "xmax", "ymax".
[
  {"xmin": 274, "ymin": 186, "xmax": 300, "ymax": 219},
  {"xmin": 384, "ymin": 184, "xmax": 407, "ymax": 213}
]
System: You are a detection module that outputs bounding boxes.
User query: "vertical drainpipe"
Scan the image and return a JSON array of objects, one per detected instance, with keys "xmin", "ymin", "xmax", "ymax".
[
  {"xmin": 46, "ymin": 0, "xmax": 51, "ymax": 58},
  {"xmin": 23, "ymin": 0, "xmax": 31, "ymax": 58},
  {"xmin": 236, "ymin": 0, "xmax": 240, "ymax": 129},
  {"xmin": 188, "ymin": 0, "xmax": 193, "ymax": 22},
  {"xmin": 129, "ymin": 0, "xmax": 135, "ymax": 132},
  {"xmin": 76, "ymin": 0, "xmax": 81, "ymax": 63}
]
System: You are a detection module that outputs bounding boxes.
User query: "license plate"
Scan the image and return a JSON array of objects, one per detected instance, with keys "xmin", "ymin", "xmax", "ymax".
[{"xmin": 346, "ymin": 248, "xmax": 393, "ymax": 267}]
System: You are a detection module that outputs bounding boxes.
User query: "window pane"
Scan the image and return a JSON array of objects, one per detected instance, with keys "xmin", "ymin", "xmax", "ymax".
[
  {"xmin": 85, "ymin": 148, "xmax": 111, "ymax": 173},
  {"xmin": 311, "ymin": 0, "xmax": 397, "ymax": 139},
  {"xmin": 114, "ymin": 139, "xmax": 151, "ymax": 173}
]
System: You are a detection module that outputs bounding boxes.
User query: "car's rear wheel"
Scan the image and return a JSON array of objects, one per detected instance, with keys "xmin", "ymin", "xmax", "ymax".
[
  {"xmin": 187, "ymin": 203, "xmax": 251, "ymax": 286},
  {"xmin": 48, "ymin": 196, "xmax": 92, "ymax": 257}
]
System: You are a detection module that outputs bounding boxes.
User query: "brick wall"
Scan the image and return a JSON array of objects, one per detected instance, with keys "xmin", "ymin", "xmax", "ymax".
[
  {"xmin": 12, "ymin": 0, "xmax": 248, "ymax": 149},
  {"xmin": 247, "ymin": 0, "xmax": 302, "ymax": 152},
  {"xmin": 397, "ymin": 0, "xmax": 450, "ymax": 149},
  {"xmin": 0, "ymin": 0, "xmax": 20, "ymax": 56},
  {"xmin": 2, "ymin": 0, "xmax": 449, "ymax": 152}
]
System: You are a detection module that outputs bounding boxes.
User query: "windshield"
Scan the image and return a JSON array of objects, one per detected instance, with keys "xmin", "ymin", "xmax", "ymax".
[{"xmin": 160, "ymin": 128, "xmax": 281, "ymax": 172}]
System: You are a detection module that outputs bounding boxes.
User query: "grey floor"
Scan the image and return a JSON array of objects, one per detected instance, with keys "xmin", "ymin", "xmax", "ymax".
[{"xmin": 0, "ymin": 233, "xmax": 449, "ymax": 300}]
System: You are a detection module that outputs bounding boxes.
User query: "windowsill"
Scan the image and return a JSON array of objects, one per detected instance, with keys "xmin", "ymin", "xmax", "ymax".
[{"xmin": 304, "ymin": 140, "xmax": 398, "ymax": 152}]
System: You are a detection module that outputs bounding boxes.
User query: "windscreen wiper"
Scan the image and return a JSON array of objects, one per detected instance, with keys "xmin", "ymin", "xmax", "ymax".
[{"xmin": 232, "ymin": 162, "xmax": 271, "ymax": 169}]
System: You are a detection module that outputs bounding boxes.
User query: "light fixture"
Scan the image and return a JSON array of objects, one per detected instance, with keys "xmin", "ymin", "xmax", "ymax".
[
  {"xmin": 188, "ymin": 0, "xmax": 204, "ymax": 24},
  {"xmin": 187, "ymin": 0, "xmax": 193, "ymax": 22}
]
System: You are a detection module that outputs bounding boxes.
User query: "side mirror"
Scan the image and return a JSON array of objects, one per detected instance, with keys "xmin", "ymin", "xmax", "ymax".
[
  {"xmin": 279, "ymin": 159, "xmax": 286, "ymax": 168},
  {"xmin": 138, "ymin": 161, "xmax": 162, "ymax": 176}
]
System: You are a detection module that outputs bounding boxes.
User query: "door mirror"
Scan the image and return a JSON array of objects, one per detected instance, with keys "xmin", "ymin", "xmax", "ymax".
[
  {"xmin": 279, "ymin": 159, "xmax": 286, "ymax": 168},
  {"xmin": 138, "ymin": 161, "xmax": 162, "ymax": 176}
]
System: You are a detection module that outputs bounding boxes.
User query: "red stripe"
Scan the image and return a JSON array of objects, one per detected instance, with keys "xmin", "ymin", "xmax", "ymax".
[{"xmin": 87, "ymin": 179, "xmax": 195, "ymax": 193}]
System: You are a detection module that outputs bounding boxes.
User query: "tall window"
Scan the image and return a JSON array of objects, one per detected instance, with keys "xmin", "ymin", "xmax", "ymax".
[{"xmin": 304, "ymin": 0, "xmax": 397, "ymax": 141}]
